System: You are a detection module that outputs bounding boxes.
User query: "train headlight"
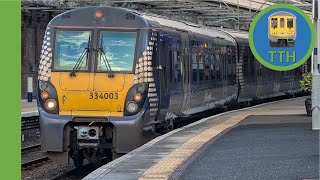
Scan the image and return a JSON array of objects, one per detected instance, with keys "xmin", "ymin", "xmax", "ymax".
[
  {"xmin": 126, "ymin": 101, "xmax": 138, "ymax": 113},
  {"xmin": 124, "ymin": 84, "xmax": 148, "ymax": 116},
  {"xmin": 94, "ymin": 9, "xmax": 104, "ymax": 20},
  {"xmin": 45, "ymin": 99, "xmax": 57, "ymax": 111},
  {"xmin": 38, "ymin": 81, "xmax": 59, "ymax": 114},
  {"xmin": 134, "ymin": 93, "xmax": 142, "ymax": 102},
  {"xmin": 41, "ymin": 91, "xmax": 49, "ymax": 100}
]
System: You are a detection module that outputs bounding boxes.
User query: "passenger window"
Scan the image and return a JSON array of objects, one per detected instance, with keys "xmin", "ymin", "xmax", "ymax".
[
  {"xmin": 215, "ymin": 53, "xmax": 222, "ymax": 81},
  {"xmin": 249, "ymin": 55, "xmax": 255, "ymax": 80},
  {"xmin": 199, "ymin": 54, "xmax": 204, "ymax": 81},
  {"xmin": 222, "ymin": 54, "xmax": 227, "ymax": 81},
  {"xmin": 192, "ymin": 53, "xmax": 198, "ymax": 82},
  {"xmin": 169, "ymin": 50, "xmax": 173, "ymax": 82},
  {"xmin": 271, "ymin": 18, "xmax": 278, "ymax": 28},
  {"xmin": 232, "ymin": 46, "xmax": 237, "ymax": 79},
  {"xmin": 287, "ymin": 18, "xmax": 293, "ymax": 28},
  {"xmin": 243, "ymin": 47, "xmax": 250, "ymax": 79},
  {"xmin": 209, "ymin": 54, "xmax": 215, "ymax": 80},
  {"xmin": 204, "ymin": 54, "xmax": 210, "ymax": 80},
  {"xmin": 280, "ymin": 18, "xmax": 285, "ymax": 28},
  {"xmin": 174, "ymin": 51, "xmax": 181, "ymax": 82},
  {"xmin": 243, "ymin": 47, "xmax": 248, "ymax": 63}
]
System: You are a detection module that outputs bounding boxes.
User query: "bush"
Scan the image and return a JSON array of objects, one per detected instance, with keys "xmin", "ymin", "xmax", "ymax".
[{"xmin": 300, "ymin": 72, "xmax": 312, "ymax": 92}]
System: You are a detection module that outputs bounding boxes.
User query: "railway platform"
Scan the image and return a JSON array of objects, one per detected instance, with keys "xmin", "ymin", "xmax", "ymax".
[
  {"xmin": 84, "ymin": 97, "xmax": 319, "ymax": 180},
  {"xmin": 21, "ymin": 99, "xmax": 38, "ymax": 117}
]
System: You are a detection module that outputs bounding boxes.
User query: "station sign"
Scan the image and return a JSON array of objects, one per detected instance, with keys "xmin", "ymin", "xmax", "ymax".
[{"xmin": 249, "ymin": 4, "xmax": 316, "ymax": 71}]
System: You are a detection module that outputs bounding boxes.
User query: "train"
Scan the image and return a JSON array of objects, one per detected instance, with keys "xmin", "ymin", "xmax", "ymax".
[
  {"xmin": 269, "ymin": 11, "xmax": 296, "ymax": 47},
  {"xmin": 37, "ymin": 6, "xmax": 306, "ymax": 167}
]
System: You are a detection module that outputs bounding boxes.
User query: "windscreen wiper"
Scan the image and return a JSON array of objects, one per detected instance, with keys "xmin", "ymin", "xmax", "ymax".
[
  {"xmin": 69, "ymin": 35, "xmax": 90, "ymax": 77},
  {"xmin": 99, "ymin": 34, "xmax": 114, "ymax": 78}
]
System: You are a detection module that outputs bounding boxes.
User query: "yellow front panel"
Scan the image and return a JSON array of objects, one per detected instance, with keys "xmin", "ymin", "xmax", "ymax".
[
  {"xmin": 59, "ymin": 110, "xmax": 111, "ymax": 117},
  {"xmin": 59, "ymin": 110, "xmax": 124, "ymax": 117},
  {"xmin": 51, "ymin": 72, "xmax": 134, "ymax": 117},
  {"xmin": 58, "ymin": 72, "xmax": 92, "ymax": 91},
  {"xmin": 93, "ymin": 73, "xmax": 125, "ymax": 92},
  {"xmin": 269, "ymin": 15, "xmax": 295, "ymax": 37}
]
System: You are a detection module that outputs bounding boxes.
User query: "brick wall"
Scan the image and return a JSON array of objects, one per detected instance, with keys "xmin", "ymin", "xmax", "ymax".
[{"xmin": 21, "ymin": 12, "xmax": 52, "ymax": 99}]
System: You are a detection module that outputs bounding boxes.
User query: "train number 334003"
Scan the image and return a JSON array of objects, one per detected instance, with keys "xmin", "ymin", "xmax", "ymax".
[{"xmin": 89, "ymin": 92, "xmax": 119, "ymax": 99}]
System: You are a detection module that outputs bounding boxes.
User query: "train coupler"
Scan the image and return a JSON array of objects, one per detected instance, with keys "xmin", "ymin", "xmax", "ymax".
[{"xmin": 75, "ymin": 126, "xmax": 100, "ymax": 147}]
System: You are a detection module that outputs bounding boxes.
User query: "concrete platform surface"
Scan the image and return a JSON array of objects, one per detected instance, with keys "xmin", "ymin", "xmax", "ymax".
[
  {"xmin": 21, "ymin": 99, "xmax": 38, "ymax": 117},
  {"xmin": 179, "ymin": 118, "xmax": 319, "ymax": 180},
  {"xmin": 84, "ymin": 97, "xmax": 319, "ymax": 180}
]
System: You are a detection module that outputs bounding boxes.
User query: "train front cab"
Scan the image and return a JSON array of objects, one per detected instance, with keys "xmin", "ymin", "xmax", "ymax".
[
  {"xmin": 268, "ymin": 12, "xmax": 296, "ymax": 47},
  {"xmin": 37, "ymin": 7, "xmax": 158, "ymax": 166}
]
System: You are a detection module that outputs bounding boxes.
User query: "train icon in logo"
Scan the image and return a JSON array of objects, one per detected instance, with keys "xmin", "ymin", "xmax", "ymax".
[{"xmin": 268, "ymin": 11, "xmax": 296, "ymax": 47}]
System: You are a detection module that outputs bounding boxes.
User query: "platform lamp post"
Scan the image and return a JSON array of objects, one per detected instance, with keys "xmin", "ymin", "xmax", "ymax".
[{"xmin": 312, "ymin": 0, "xmax": 320, "ymax": 130}]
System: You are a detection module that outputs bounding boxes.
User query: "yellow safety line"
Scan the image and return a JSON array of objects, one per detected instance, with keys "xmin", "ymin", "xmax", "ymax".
[{"xmin": 138, "ymin": 113, "xmax": 252, "ymax": 180}]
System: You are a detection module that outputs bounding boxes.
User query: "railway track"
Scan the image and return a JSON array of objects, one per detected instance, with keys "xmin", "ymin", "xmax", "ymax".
[
  {"xmin": 22, "ymin": 144, "xmax": 49, "ymax": 168},
  {"xmin": 22, "ymin": 156, "xmax": 50, "ymax": 168},
  {"xmin": 22, "ymin": 116, "xmax": 39, "ymax": 130},
  {"xmin": 22, "ymin": 144, "xmax": 41, "ymax": 153},
  {"xmin": 49, "ymin": 164, "xmax": 97, "ymax": 180},
  {"xmin": 49, "ymin": 158, "xmax": 110, "ymax": 180}
]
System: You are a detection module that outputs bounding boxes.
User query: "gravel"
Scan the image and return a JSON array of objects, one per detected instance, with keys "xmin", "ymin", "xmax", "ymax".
[{"xmin": 22, "ymin": 151, "xmax": 75, "ymax": 180}]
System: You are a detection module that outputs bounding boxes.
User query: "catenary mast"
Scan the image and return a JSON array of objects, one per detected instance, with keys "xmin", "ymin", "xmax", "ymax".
[{"xmin": 312, "ymin": 0, "xmax": 320, "ymax": 130}]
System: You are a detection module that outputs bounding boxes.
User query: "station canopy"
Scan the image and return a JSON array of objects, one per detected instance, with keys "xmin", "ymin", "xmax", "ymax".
[{"xmin": 22, "ymin": 0, "xmax": 312, "ymax": 30}]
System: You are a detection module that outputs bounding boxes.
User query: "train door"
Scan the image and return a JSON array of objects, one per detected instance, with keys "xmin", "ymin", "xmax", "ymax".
[
  {"xmin": 156, "ymin": 31, "xmax": 170, "ymax": 120},
  {"xmin": 180, "ymin": 32, "xmax": 191, "ymax": 114},
  {"xmin": 170, "ymin": 49, "xmax": 183, "ymax": 115},
  {"xmin": 228, "ymin": 45, "xmax": 238, "ymax": 98},
  {"xmin": 222, "ymin": 47, "xmax": 228, "ymax": 98},
  {"xmin": 256, "ymin": 60, "xmax": 263, "ymax": 98}
]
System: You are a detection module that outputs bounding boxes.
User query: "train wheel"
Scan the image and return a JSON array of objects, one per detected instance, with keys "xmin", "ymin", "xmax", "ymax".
[
  {"xmin": 82, "ymin": 148, "xmax": 102, "ymax": 167},
  {"xmin": 288, "ymin": 41, "xmax": 295, "ymax": 47},
  {"xmin": 279, "ymin": 40, "xmax": 286, "ymax": 47},
  {"xmin": 90, "ymin": 149, "xmax": 102, "ymax": 167},
  {"xmin": 269, "ymin": 40, "xmax": 277, "ymax": 47},
  {"xmin": 72, "ymin": 149, "xmax": 84, "ymax": 167},
  {"xmin": 91, "ymin": 155, "xmax": 102, "ymax": 167}
]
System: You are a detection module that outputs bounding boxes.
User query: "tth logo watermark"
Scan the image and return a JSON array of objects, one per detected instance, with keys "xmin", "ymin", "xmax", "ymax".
[{"xmin": 249, "ymin": 4, "xmax": 315, "ymax": 71}]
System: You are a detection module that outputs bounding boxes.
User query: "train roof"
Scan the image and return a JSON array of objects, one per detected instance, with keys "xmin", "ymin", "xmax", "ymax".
[
  {"xmin": 142, "ymin": 14, "xmax": 236, "ymax": 42},
  {"xmin": 269, "ymin": 11, "xmax": 295, "ymax": 17},
  {"xmin": 50, "ymin": 6, "xmax": 248, "ymax": 43},
  {"xmin": 141, "ymin": 10, "xmax": 249, "ymax": 43},
  {"xmin": 222, "ymin": 29, "xmax": 248, "ymax": 40}
]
